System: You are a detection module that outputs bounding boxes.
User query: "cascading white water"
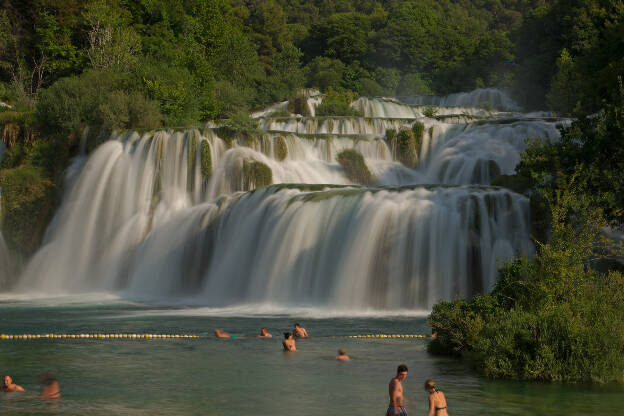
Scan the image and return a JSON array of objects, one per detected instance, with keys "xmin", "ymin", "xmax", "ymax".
[
  {"xmin": 400, "ymin": 88, "xmax": 521, "ymax": 111},
  {"xmin": 18, "ymin": 185, "xmax": 532, "ymax": 310},
  {"xmin": 6, "ymin": 88, "xmax": 562, "ymax": 311}
]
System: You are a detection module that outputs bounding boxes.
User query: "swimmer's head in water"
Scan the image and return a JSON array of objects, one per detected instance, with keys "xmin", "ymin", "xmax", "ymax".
[
  {"xmin": 294, "ymin": 323, "xmax": 300, "ymax": 328},
  {"xmin": 338, "ymin": 348, "xmax": 346, "ymax": 355},
  {"xmin": 283, "ymin": 332, "xmax": 292, "ymax": 339},
  {"xmin": 40, "ymin": 371, "xmax": 57, "ymax": 385},
  {"xmin": 424, "ymin": 379, "xmax": 436, "ymax": 392},
  {"xmin": 396, "ymin": 364, "xmax": 408, "ymax": 380},
  {"xmin": 4, "ymin": 375, "xmax": 12, "ymax": 386}
]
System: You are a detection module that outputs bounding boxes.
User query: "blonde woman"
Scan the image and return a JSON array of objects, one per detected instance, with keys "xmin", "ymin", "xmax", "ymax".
[{"xmin": 424, "ymin": 380, "xmax": 448, "ymax": 416}]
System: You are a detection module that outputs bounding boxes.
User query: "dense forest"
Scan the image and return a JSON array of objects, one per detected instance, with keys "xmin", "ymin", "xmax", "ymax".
[{"xmin": 1, "ymin": 0, "xmax": 624, "ymax": 383}]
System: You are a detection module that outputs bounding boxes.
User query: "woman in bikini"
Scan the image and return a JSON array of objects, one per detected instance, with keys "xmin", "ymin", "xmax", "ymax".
[
  {"xmin": 282, "ymin": 332, "xmax": 296, "ymax": 351},
  {"xmin": 424, "ymin": 380, "xmax": 448, "ymax": 416}
]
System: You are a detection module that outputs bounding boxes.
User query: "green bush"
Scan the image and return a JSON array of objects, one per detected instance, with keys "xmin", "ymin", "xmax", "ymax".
[
  {"xmin": 98, "ymin": 91, "xmax": 162, "ymax": 130},
  {"xmin": 337, "ymin": 149, "xmax": 373, "ymax": 185},
  {"xmin": 275, "ymin": 135, "xmax": 288, "ymax": 161},
  {"xmin": 315, "ymin": 89, "xmax": 363, "ymax": 117},
  {"xmin": 422, "ymin": 107, "xmax": 439, "ymax": 118},
  {"xmin": 428, "ymin": 182, "xmax": 624, "ymax": 383},
  {"xmin": 200, "ymin": 140, "xmax": 212, "ymax": 178},
  {"xmin": 396, "ymin": 128, "xmax": 418, "ymax": 168},
  {"xmin": 36, "ymin": 70, "xmax": 162, "ymax": 136}
]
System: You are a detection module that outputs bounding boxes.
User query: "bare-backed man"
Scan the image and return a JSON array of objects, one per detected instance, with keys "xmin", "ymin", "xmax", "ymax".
[{"xmin": 387, "ymin": 364, "xmax": 408, "ymax": 416}]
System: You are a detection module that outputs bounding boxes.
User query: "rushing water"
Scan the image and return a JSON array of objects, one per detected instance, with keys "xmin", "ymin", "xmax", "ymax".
[
  {"xmin": 5, "ymin": 90, "xmax": 561, "ymax": 308},
  {"xmin": 0, "ymin": 89, "xmax": 617, "ymax": 415},
  {"xmin": 0, "ymin": 301, "xmax": 623, "ymax": 416}
]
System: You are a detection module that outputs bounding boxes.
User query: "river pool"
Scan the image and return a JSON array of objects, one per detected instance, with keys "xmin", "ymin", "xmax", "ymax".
[{"xmin": 0, "ymin": 300, "xmax": 622, "ymax": 415}]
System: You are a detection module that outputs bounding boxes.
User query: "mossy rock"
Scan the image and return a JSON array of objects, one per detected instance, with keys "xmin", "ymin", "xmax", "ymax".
[
  {"xmin": 200, "ymin": 140, "xmax": 212, "ymax": 178},
  {"xmin": 0, "ymin": 164, "xmax": 56, "ymax": 254},
  {"xmin": 287, "ymin": 95, "xmax": 311, "ymax": 116},
  {"xmin": 491, "ymin": 174, "xmax": 532, "ymax": 194},
  {"xmin": 337, "ymin": 149, "xmax": 373, "ymax": 185},
  {"xmin": 275, "ymin": 135, "xmax": 288, "ymax": 161},
  {"xmin": 396, "ymin": 128, "xmax": 418, "ymax": 168},
  {"xmin": 242, "ymin": 159, "xmax": 272, "ymax": 189},
  {"xmin": 411, "ymin": 121, "xmax": 424, "ymax": 154}
]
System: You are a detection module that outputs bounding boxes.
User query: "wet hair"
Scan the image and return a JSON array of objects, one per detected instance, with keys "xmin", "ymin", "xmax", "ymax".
[
  {"xmin": 284, "ymin": 332, "xmax": 291, "ymax": 339},
  {"xmin": 397, "ymin": 364, "xmax": 408, "ymax": 374},
  {"xmin": 338, "ymin": 348, "xmax": 346, "ymax": 355},
  {"xmin": 294, "ymin": 323, "xmax": 300, "ymax": 327},
  {"xmin": 40, "ymin": 371, "xmax": 57, "ymax": 386},
  {"xmin": 424, "ymin": 379, "xmax": 436, "ymax": 391}
]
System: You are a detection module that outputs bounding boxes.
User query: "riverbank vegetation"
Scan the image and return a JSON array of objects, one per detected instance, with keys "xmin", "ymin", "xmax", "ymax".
[
  {"xmin": 0, "ymin": 0, "xmax": 623, "ymax": 339},
  {"xmin": 428, "ymin": 83, "xmax": 624, "ymax": 382}
]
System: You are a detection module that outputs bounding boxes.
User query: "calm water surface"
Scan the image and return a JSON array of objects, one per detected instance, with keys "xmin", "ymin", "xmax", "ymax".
[{"xmin": 1, "ymin": 300, "xmax": 622, "ymax": 415}]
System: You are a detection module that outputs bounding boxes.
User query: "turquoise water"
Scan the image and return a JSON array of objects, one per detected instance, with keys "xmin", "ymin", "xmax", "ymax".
[{"xmin": 1, "ymin": 300, "xmax": 623, "ymax": 415}]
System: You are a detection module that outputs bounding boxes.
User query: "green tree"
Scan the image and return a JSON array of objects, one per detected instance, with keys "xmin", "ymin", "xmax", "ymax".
[
  {"xmin": 546, "ymin": 49, "xmax": 578, "ymax": 114},
  {"xmin": 82, "ymin": 0, "xmax": 142, "ymax": 72}
]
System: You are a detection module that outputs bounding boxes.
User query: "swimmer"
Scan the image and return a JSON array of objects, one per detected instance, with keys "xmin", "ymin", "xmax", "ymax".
[
  {"xmin": 293, "ymin": 323, "xmax": 308, "ymax": 338},
  {"xmin": 2, "ymin": 375, "xmax": 25, "ymax": 392},
  {"xmin": 39, "ymin": 372, "xmax": 60, "ymax": 399},
  {"xmin": 282, "ymin": 332, "xmax": 296, "ymax": 351},
  {"xmin": 335, "ymin": 348, "xmax": 350, "ymax": 361},
  {"xmin": 387, "ymin": 364, "xmax": 408, "ymax": 416},
  {"xmin": 425, "ymin": 379, "xmax": 448, "ymax": 416},
  {"xmin": 257, "ymin": 328, "xmax": 272, "ymax": 338},
  {"xmin": 214, "ymin": 329, "xmax": 231, "ymax": 338}
]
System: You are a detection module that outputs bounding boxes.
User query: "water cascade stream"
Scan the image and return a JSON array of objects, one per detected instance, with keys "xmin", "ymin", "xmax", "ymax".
[{"xmin": 5, "ymin": 89, "xmax": 562, "ymax": 311}]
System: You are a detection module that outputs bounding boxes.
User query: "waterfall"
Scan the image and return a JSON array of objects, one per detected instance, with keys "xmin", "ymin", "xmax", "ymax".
[
  {"xmin": 5, "ymin": 88, "xmax": 563, "ymax": 311},
  {"xmin": 18, "ymin": 185, "xmax": 532, "ymax": 310},
  {"xmin": 400, "ymin": 88, "xmax": 521, "ymax": 111}
]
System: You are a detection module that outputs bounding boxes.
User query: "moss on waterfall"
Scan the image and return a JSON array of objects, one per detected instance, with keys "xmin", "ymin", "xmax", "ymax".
[
  {"xmin": 275, "ymin": 135, "xmax": 288, "ymax": 161},
  {"xmin": 287, "ymin": 95, "xmax": 312, "ymax": 116},
  {"xmin": 200, "ymin": 140, "xmax": 212, "ymax": 178},
  {"xmin": 422, "ymin": 107, "xmax": 438, "ymax": 118},
  {"xmin": 411, "ymin": 121, "xmax": 424, "ymax": 154},
  {"xmin": 233, "ymin": 159, "xmax": 273, "ymax": 190},
  {"xmin": 396, "ymin": 128, "xmax": 418, "ymax": 168},
  {"xmin": 187, "ymin": 130, "xmax": 199, "ymax": 181},
  {"xmin": 337, "ymin": 149, "xmax": 373, "ymax": 185},
  {"xmin": 0, "ymin": 164, "xmax": 56, "ymax": 254}
]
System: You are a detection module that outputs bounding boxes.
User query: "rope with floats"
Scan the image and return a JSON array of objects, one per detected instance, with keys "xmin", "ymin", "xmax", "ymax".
[{"xmin": 1, "ymin": 333, "xmax": 430, "ymax": 340}]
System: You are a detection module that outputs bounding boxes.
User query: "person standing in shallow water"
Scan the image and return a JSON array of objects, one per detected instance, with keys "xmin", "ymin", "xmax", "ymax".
[
  {"xmin": 335, "ymin": 348, "xmax": 349, "ymax": 360},
  {"xmin": 424, "ymin": 380, "xmax": 448, "ymax": 416},
  {"xmin": 2, "ymin": 375, "xmax": 25, "ymax": 392},
  {"xmin": 293, "ymin": 323, "xmax": 308, "ymax": 338},
  {"xmin": 282, "ymin": 332, "xmax": 296, "ymax": 351},
  {"xmin": 387, "ymin": 364, "xmax": 408, "ymax": 416},
  {"xmin": 40, "ymin": 372, "xmax": 60, "ymax": 399}
]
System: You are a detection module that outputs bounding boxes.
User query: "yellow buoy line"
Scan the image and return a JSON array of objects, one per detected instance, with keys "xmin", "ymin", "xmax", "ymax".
[
  {"xmin": 346, "ymin": 334, "xmax": 428, "ymax": 339},
  {"xmin": 0, "ymin": 333, "xmax": 429, "ymax": 340},
  {"xmin": 0, "ymin": 334, "xmax": 198, "ymax": 340}
]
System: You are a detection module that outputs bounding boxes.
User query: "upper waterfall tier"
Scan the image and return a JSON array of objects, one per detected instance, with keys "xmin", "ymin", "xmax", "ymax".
[
  {"xmin": 399, "ymin": 88, "xmax": 521, "ymax": 111},
  {"xmin": 351, "ymin": 97, "xmax": 493, "ymax": 119},
  {"xmin": 17, "ymin": 185, "xmax": 533, "ymax": 310}
]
